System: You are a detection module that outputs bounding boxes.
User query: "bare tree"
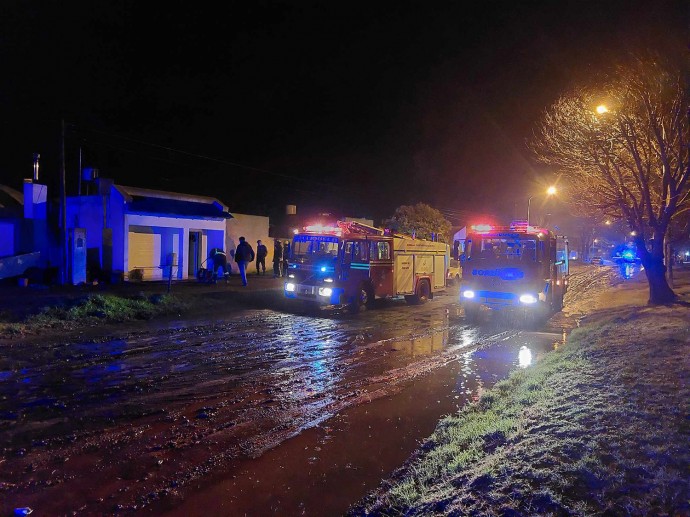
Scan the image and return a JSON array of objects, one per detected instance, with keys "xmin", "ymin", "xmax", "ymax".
[{"xmin": 532, "ymin": 58, "xmax": 690, "ymax": 304}]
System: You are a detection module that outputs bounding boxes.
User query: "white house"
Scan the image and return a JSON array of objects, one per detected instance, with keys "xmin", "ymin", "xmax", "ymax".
[{"xmin": 67, "ymin": 181, "xmax": 232, "ymax": 281}]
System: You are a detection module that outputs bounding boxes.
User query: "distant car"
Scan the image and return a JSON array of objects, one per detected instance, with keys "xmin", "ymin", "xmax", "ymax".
[{"xmin": 447, "ymin": 259, "xmax": 461, "ymax": 286}]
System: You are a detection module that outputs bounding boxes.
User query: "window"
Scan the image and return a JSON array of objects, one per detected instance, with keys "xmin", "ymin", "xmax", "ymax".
[
  {"xmin": 371, "ymin": 241, "xmax": 391, "ymax": 260},
  {"xmin": 352, "ymin": 241, "xmax": 368, "ymax": 262},
  {"xmin": 292, "ymin": 235, "xmax": 340, "ymax": 259},
  {"xmin": 343, "ymin": 242, "xmax": 353, "ymax": 264},
  {"xmin": 470, "ymin": 237, "xmax": 538, "ymax": 261}
]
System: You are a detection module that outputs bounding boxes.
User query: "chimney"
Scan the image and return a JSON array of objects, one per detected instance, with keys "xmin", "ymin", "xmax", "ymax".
[{"xmin": 33, "ymin": 153, "xmax": 40, "ymax": 181}]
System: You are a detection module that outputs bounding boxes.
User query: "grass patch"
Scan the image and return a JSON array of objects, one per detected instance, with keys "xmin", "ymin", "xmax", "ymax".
[
  {"xmin": 2, "ymin": 293, "xmax": 187, "ymax": 335},
  {"xmin": 360, "ymin": 308, "xmax": 690, "ymax": 516}
]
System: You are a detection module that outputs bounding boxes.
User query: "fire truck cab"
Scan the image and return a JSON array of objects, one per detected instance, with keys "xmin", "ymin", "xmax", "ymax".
[
  {"xmin": 284, "ymin": 221, "xmax": 449, "ymax": 310},
  {"xmin": 460, "ymin": 221, "xmax": 569, "ymax": 321}
]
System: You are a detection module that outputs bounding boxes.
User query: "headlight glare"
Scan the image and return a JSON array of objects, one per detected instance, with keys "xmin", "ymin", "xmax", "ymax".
[
  {"xmin": 519, "ymin": 293, "xmax": 538, "ymax": 304},
  {"xmin": 462, "ymin": 290, "xmax": 475, "ymax": 299},
  {"xmin": 285, "ymin": 283, "xmax": 296, "ymax": 292},
  {"xmin": 318, "ymin": 287, "xmax": 333, "ymax": 297}
]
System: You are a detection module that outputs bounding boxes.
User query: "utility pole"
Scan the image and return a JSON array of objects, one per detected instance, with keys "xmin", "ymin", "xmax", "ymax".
[
  {"xmin": 60, "ymin": 119, "xmax": 68, "ymax": 285},
  {"xmin": 78, "ymin": 146, "xmax": 82, "ymax": 196}
]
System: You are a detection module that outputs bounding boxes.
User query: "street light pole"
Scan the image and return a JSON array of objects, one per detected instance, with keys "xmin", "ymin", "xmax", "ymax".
[{"xmin": 527, "ymin": 186, "xmax": 557, "ymax": 226}]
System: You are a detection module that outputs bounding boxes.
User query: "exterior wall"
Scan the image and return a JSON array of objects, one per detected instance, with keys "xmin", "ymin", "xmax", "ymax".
[
  {"xmin": 125, "ymin": 213, "xmax": 226, "ymax": 280},
  {"xmin": 225, "ymin": 213, "xmax": 270, "ymax": 273},
  {"xmin": 21, "ymin": 181, "xmax": 50, "ymax": 268},
  {"xmin": 110, "ymin": 188, "xmax": 126, "ymax": 278},
  {"xmin": 0, "ymin": 222, "xmax": 15, "ymax": 257},
  {"xmin": 23, "ymin": 181, "xmax": 47, "ymax": 220},
  {"xmin": 67, "ymin": 195, "xmax": 106, "ymax": 278}
]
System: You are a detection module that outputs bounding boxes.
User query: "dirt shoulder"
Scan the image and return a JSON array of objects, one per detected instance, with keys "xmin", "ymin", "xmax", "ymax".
[
  {"xmin": 356, "ymin": 266, "xmax": 690, "ymax": 516},
  {"xmin": 0, "ymin": 275, "xmax": 285, "ymax": 341}
]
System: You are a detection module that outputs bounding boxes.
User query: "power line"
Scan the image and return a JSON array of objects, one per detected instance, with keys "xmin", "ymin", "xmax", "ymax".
[
  {"xmin": 71, "ymin": 137, "xmax": 329, "ymax": 198},
  {"xmin": 69, "ymin": 124, "xmax": 358, "ymax": 193}
]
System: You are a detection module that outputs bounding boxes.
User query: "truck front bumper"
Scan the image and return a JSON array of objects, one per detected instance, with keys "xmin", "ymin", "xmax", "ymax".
[
  {"xmin": 284, "ymin": 282, "xmax": 345, "ymax": 305},
  {"xmin": 460, "ymin": 289, "xmax": 545, "ymax": 311}
]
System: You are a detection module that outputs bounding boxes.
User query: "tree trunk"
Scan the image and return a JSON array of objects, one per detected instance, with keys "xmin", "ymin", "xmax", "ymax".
[
  {"xmin": 641, "ymin": 254, "xmax": 676, "ymax": 304},
  {"xmin": 665, "ymin": 240, "xmax": 674, "ymax": 289}
]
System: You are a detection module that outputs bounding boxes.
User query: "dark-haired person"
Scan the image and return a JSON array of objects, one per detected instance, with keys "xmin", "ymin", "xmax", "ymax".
[{"xmin": 234, "ymin": 237, "xmax": 255, "ymax": 287}]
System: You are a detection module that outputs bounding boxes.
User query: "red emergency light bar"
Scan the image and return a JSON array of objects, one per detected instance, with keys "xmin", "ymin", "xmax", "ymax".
[
  {"xmin": 303, "ymin": 224, "xmax": 342, "ymax": 235},
  {"xmin": 470, "ymin": 223, "xmax": 549, "ymax": 235}
]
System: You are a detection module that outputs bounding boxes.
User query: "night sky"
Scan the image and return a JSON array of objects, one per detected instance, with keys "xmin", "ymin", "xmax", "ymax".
[{"xmin": 1, "ymin": 0, "xmax": 686, "ymax": 225}]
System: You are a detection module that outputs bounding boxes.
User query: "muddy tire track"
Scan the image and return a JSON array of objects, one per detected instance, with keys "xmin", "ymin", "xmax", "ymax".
[{"xmin": 1, "ymin": 298, "xmax": 484, "ymax": 513}]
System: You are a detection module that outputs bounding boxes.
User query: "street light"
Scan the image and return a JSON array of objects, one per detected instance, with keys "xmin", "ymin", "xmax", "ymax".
[
  {"xmin": 596, "ymin": 104, "xmax": 609, "ymax": 115},
  {"xmin": 527, "ymin": 186, "xmax": 557, "ymax": 226}
]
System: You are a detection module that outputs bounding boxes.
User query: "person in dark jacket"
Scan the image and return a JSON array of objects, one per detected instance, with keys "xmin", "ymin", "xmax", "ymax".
[
  {"xmin": 256, "ymin": 239, "xmax": 268, "ymax": 275},
  {"xmin": 209, "ymin": 247, "xmax": 229, "ymax": 283},
  {"xmin": 273, "ymin": 239, "xmax": 283, "ymax": 278},
  {"xmin": 282, "ymin": 241, "xmax": 290, "ymax": 277},
  {"xmin": 234, "ymin": 237, "xmax": 255, "ymax": 286}
]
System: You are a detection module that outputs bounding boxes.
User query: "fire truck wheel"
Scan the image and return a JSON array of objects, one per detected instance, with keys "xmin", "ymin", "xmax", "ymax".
[
  {"xmin": 417, "ymin": 279, "xmax": 431, "ymax": 304},
  {"xmin": 406, "ymin": 279, "xmax": 431, "ymax": 305},
  {"xmin": 350, "ymin": 284, "xmax": 374, "ymax": 312}
]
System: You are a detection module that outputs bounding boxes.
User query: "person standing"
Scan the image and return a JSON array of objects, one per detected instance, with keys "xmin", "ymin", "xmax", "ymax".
[
  {"xmin": 282, "ymin": 241, "xmax": 290, "ymax": 277},
  {"xmin": 234, "ymin": 236, "xmax": 255, "ymax": 287},
  {"xmin": 256, "ymin": 239, "xmax": 268, "ymax": 275},
  {"xmin": 273, "ymin": 239, "xmax": 283, "ymax": 278}
]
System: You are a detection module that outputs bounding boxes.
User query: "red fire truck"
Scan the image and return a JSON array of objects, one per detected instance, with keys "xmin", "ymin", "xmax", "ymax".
[
  {"xmin": 284, "ymin": 221, "xmax": 449, "ymax": 310},
  {"xmin": 460, "ymin": 221, "xmax": 569, "ymax": 321}
]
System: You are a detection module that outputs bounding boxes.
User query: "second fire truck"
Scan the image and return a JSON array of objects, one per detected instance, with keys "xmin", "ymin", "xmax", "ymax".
[
  {"xmin": 460, "ymin": 221, "xmax": 569, "ymax": 321},
  {"xmin": 284, "ymin": 221, "xmax": 449, "ymax": 310}
]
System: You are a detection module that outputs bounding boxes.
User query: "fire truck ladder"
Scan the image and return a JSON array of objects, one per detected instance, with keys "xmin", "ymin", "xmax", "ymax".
[{"xmin": 337, "ymin": 221, "xmax": 384, "ymax": 236}]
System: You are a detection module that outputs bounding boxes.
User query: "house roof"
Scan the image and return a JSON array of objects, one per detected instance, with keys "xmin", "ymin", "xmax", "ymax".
[
  {"xmin": 0, "ymin": 185, "xmax": 23, "ymax": 209},
  {"xmin": 115, "ymin": 185, "xmax": 233, "ymax": 219}
]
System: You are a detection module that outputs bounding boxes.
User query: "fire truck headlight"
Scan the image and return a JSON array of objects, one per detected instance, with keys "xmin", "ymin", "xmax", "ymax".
[
  {"xmin": 462, "ymin": 290, "xmax": 475, "ymax": 299},
  {"xmin": 285, "ymin": 283, "xmax": 296, "ymax": 292},
  {"xmin": 324, "ymin": 278, "xmax": 333, "ymax": 283},
  {"xmin": 318, "ymin": 287, "xmax": 333, "ymax": 297},
  {"xmin": 519, "ymin": 294, "xmax": 538, "ymax": 304},
  {"xmin": 288, "ymin": 274, "xmax": 295, "ymax": 279}
]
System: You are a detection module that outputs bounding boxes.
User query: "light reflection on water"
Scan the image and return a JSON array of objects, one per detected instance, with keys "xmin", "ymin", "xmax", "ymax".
[
  {"xmin": 395, "ymin": 329, "xmax": 450, "ymax": 358},
  {"xmin": 518, "ymin": 346, "xmax": 533, "ymax": 368},
  {"xmin": 454, "ymin": 331, "xmax": 562, "ymax": 405},
  {"xmin": 613, "ymin": 261, "xmax": 642, "ymax": 280}
]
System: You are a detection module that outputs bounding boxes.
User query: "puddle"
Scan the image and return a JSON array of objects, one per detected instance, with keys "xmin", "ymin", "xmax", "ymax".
[
  {"xmin": 158, "ymin": 330, "xmax": 562, "ymax": 516},
  {"xmin": 0, "ymin": 296, "xmax": 563, "ymax": 516}
]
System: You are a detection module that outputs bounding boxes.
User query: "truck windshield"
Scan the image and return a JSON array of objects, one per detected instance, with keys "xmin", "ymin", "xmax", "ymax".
[
  {"xmin": 468, "ymin": 236, "xmax": 537, "ymax": 262},
  {"xmin": 291, "ymin": 235, "xmax": 340, "ymax": 260}
]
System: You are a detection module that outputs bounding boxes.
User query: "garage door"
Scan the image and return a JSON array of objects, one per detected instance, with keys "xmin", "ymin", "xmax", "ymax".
[{"xmin": 128, "ymin": 231, "xmax": 162, "ymax": 280}]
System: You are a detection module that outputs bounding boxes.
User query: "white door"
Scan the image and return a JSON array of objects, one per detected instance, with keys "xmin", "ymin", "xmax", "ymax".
[{"xmin": 128, "ymin": 231, "xmax": 162, "ymax": 280}]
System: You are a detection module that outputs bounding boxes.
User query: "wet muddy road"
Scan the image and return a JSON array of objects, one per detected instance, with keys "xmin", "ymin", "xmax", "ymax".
[{"xmin": 0, "ymin": 269, "xmax": 617, "ymax": 516}]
